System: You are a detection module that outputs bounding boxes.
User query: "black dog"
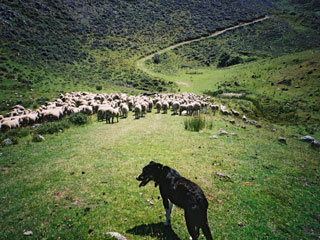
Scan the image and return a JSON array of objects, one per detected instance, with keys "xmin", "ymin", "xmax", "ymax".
[{"xmin": 137, "ymin": 161, "xmax": 213, "ymax": 240}]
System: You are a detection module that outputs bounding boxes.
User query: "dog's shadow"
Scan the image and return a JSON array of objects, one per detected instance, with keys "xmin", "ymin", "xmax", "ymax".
[{"xmin": 127, "ymin": 222, "xmax": 181, "ymax": 240}]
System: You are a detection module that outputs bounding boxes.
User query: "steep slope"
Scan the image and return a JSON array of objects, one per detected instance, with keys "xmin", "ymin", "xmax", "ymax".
[{"xmin": 0, "ymin": 0, "xmax": 272, "ymax": 113}]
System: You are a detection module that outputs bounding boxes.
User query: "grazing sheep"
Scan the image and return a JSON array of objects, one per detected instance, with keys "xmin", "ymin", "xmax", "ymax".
[
  {"xmin": 1, "ymin": 117, "xmax": 21, "ymax": 131},
  {"xmin": 162, "ymin": 101, "xmax": 169, "ymax": 114},
  {"xmin": 97, "ymin": 105, "xmax": 110, "ymax": 121},
  {"xmin": 113, "ymin": 107, "xmax": 120, "ymax": 123},
  {"xmin": 231, "ymin": 109, "xmax": 240, "ymax": 117},
  {"xmin": 179, "ymin": 104, "xmax": 187, "ymax": 115},
  {"xmin": 121, "ymin": 103, "xmax": 129, "ymax": 118},
  {"xmin": 134, "ymin": 104, "xmax": 142, "ymax": 119},
  {"xmin": 155, "ymin": 101, "xmax": 162, "ymax": 114},
  {"xmin": 172, "ymin": 101, "xmax": 180, "ymax": 115},
  {"xmin": 42, "ymin": 107, "xmax": 65, "ymax": 121},
  {"xmin": 220, "ymin": 105, "xmax": 230, "ymax": 115},
  {"xmin": 209, "ymin": 104, "xmax": 219, "ymax": 115},
  {"xmin": 186, "ymin": 103, "xmax": 194, "ymax": 116},
  {"xmin": 147, "ymin": 100, "xmax": 153, "ymax": 113},
  {"xmin": 192, "ymin": 102, "xmax": 201, "ymax": 116},
  {"xmin": 141, "ymin": 102, "xmax": 148, "ymax": 117},
  {"xmin": 106, "ymin": 107, "xmax": 117, "ymax": 124},
  {"xmin": 79, "ymin": 105, "xmax": 93, "ymax": 115}
]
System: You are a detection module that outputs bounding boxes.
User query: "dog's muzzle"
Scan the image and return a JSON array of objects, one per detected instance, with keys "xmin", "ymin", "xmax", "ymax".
[{"xmin": 136, "ymin": 174, "xmax": 151, "ymax": 187}]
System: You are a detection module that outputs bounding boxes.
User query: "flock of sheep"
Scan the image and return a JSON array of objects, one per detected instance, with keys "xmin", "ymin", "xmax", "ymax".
[{"xmin": 0, "ymin": 92, "xmax": 243, "ymax": 131}]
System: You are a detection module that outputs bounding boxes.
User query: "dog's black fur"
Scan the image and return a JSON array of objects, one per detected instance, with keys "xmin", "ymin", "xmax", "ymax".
[{"xmin": 137, "ymin": 161, "xmax": 213, "ymax": 240}]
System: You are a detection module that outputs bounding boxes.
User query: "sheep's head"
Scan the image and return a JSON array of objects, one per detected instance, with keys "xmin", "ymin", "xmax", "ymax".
[{"xmin": 136, "ymin": 161, "xmax": 162, "ymax": 188}]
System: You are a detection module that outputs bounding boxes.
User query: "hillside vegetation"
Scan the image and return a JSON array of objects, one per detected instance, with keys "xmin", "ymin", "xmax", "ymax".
[
  {"xmin": 0, "ymin": 0, "xmax": 270, "ymax": 113},
  {"xmin": 143, "ymin": 11, "xmax": 320, "ymax": 129}
]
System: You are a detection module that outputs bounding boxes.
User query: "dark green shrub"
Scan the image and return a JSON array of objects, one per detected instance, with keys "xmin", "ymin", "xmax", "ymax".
[
  {"xmin": 184, "ymin": 116, "xmax": 206, "ymax": 132},
  {"xmin": 217, "ymin": 52, "xmax": 230, "ymax": 68},
  {"xmin": 4, "ymin": 128, "xmax": 30, "ymax": 138},
  {"xmin": 153, "ymin": 54, "xmax": 161, "ymax": 64},
  {"xmin": 35, "ymin": 121, "xmax": 70, "ymax": 135},
  {"xmin": 96, "ymin": 85, "xmax": 102, "ymax": 90},
  {"xmin": 68, "ymin": 113, "xmax": 89, "ymax": 125},
  {"xmin": 226, "ymin": 56, "xmax": 243, "ymax": 66}
]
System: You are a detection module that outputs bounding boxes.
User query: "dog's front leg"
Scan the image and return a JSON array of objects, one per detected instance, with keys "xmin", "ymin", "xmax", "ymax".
[{"xmin": 163, "ymin": 199, "xmax": 173, "ymax": 226}]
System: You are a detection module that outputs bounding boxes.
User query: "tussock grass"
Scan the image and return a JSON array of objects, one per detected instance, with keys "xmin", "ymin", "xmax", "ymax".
[
  {"xmin": 184, "ymin": 115, "xmax": 206, "ymax": 132},
  {"xmin": 184, "ymin": 115, "xmax": 214, "ymax": 132}
]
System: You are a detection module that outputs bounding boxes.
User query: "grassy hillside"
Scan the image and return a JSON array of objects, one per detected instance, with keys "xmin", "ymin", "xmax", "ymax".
[
  {"xmin": 143, "ymin": 50, "xmax": 320, "ymax": 128},
  {"xmin": 145, "ymin": 13, "xmax": 320, "ymax": 70},
  {"xmin": 1, "ymin": 113, "xmax": 319, "ymax": 239},
  {"xmin": 142, "ymin": 11, "xmax": 320, "ymax": 129},
  {"xmin": 0, "ymin": 0, "xmax": 271, "ymax": 113}
]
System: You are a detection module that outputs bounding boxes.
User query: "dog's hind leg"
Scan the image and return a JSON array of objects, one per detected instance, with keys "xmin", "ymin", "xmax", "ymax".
[
  {"xmin": 164, "ymin": 201, "xmax": 173, "ymax": 226},
  {"xmin": 201, "ymin": 222, "xmax": 213, "ymax": 240},
  {"xmin": 185, "ymin": 209, "xmax": 200, "ymax": 240}
]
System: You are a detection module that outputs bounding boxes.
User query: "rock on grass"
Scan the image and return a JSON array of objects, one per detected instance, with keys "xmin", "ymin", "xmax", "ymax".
[{"xmin": 105, "ymin": 232, "xmax": 128, "ymax": 240}]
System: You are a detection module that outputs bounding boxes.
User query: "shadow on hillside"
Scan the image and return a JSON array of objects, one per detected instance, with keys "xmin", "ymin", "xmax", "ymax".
[{"xmin": 127, "ymin": 222, "xmax": 181, "ymax": 240}]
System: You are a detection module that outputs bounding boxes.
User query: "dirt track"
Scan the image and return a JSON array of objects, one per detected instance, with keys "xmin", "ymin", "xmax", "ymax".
[{"xmin": 136, "ymin": 15, "xmax": 270, "ymax": 75}]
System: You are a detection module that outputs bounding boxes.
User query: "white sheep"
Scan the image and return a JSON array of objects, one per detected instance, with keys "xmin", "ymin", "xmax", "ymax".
[
  {"xmin": 134, "ymin": 104, "xmax": 142, "ymax": 119},
  {"xmin": 155, "ymin": 102, "xmax": 162, "ymax": 113},
  {"xmin": 172, "ymin": 101, "xmax": 180, "ymax": 115},
  {"xmin": 121, "ymin": 104, "xmax": 129, "ymax": 118},
  {"xmin": 1, "ymin": 117, "xmax": 21, "ymax": 131},
  {"xmin": 162, "ymin": 101, "xmax": 169, "ymax": 114}
]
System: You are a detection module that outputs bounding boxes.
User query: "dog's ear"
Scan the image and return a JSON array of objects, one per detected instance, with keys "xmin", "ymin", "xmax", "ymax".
[{"xmin": 149, "ymin": 161, "xmax": 155, "ymax": 165}]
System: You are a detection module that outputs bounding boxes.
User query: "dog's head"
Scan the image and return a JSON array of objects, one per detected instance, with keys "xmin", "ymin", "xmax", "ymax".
[{"xmin": 136, "ymin": 161, "xmax": 162, "ymax": 187}]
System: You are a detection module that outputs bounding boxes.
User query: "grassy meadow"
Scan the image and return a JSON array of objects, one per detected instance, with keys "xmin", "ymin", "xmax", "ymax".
[{"xmin": 1, "ymin": 111, "xmax": 319, "ymax": 239}]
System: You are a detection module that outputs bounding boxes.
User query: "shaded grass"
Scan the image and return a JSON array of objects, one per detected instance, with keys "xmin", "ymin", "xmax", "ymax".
[{"xmin": 1, "ymin": 112, "xmax": 319, "ymax": 239}]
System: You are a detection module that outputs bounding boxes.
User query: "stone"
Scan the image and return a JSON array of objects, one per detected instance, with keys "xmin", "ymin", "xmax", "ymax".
[
  {"xmin": 300, "ymin": 136, "xmax": 315, "ymax": 143},
  {"xmin": 210, "ymin": 135, "xmax": 218, "ymax": 139},
  {"xmin": 23, "ymin": 231, "xmax": 33, "ymax": 236},
  {"xmin": 218, "ymin": 130, "xmax": 228, "ymax": 136},
  {"xmin": 105, "ymin": 232, "xmax": 128, "ymax": 240},
  {"xmin": 38, "ymin": 135, "xmax": 45, "ymax": 141},
  {"xmin": 246, "ymin": 120, "xmax": 258, "ymax": 125},
  {"xmin": 3, "ymin": 138, "xmax": 12, "ymax": 145}
]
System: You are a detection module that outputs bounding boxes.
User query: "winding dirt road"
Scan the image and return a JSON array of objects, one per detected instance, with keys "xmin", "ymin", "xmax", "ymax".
[{"xmin": 136, "ymin": 15, "xmax": 270, "ymax": 75}]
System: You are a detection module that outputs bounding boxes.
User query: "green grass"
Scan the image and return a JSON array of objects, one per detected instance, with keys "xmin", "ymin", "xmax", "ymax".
[
  {"xmin": 1, "ymin": 111, "xmax": 319, "ymax": 239},
  {"xmin": 142, "ymin": 49, "xmax": 320, "ymax": 127}
]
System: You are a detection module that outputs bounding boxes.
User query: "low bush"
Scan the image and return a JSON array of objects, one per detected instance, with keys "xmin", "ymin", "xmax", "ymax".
[
  {"xmin": 68, "ymin": 113, "xmax": 89, "ymax": 125},
  {"xmin": 35, "ymin": 121, "xmax": 70, "ymax": 135}
]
